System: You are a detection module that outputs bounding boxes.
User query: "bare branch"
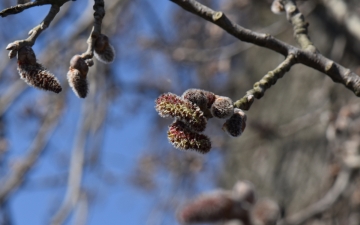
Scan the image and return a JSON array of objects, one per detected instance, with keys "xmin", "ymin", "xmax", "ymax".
[
  {"xmin": 234, "ymin": 54, "xmax": 296, "ymax": 110},
  {"xmin": 284, "ymin": 0, "xmax": 316, "ymax": 52},
  {"xmin": 170, "ymin": 0, "xmax": 360, "ymax": 99},
  {"xmin": 81, "ymin": 0, "xmax": 105, "ymax": 60},
  {"xmin": 0, "ymin": 0, "xmax": 70, "ymax": 17},
  {"xmin": 5, "ymin": 4, "xmax": 61, "ymax": 51}
]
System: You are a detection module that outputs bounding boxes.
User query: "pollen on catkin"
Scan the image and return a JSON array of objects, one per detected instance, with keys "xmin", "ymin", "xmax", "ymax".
[
  {"xmin": 222, "ymin": 108, "xmax": 247, "ymax": 137},
  {"xmin": 177, "ymin": 191, "xmax": 234, "ymax": 223},
  {"xmin": 94, "ymin": 34, "xmax": 115, "ymax": 64},
  {"xmin": 167, "ymin": 120, "xmax": 211, "ymax": 154},
  {"xmin": 17, "ymin": 46, "xmax": 62, "ymax": 93},
  {"xmin": 211, "ymin": 96, "xmax": 234, "ymax": 119},
  {"xmin": 155, "ymin": 93, "xmax": 207, "ymax": 132}
]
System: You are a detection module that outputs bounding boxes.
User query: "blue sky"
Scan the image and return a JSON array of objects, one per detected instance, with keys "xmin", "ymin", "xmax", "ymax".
[{"xmin": 0, "ymin": 1, "xmax": 221, "ymax": 224}]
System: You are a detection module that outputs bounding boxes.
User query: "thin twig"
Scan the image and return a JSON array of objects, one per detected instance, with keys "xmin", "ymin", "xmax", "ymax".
[
  {"xmin": 81, "ymin": 0, "xmax": 105, "ymax": 60},
  {"xmin": 234, "ymin": 54, "xmax": 296, "ymax": 110},
  {"xmin": 5, "ymin": 4, "xmax": 61, "ymax": 51},
  {"xmin": 284, "ymin": 0, "xmax": 316, "ymax": 52}
]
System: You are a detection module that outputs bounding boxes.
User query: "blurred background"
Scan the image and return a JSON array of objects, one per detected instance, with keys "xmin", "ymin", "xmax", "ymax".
[{"xmin": 0, "ymin": 0, "xmax": 360, "ymax": 224}]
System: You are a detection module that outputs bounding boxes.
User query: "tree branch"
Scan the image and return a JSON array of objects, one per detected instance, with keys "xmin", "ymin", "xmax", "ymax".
[
  {"xmin": 170, "ymin": 0, "xmax": 360, "ymax": 100},
  {"xmin": 284, "ymin": 0, "xmax": 316, "ymax": 52},
  {"xmin": 5, "ymin": 4, "xmax": 61, "ymax": 52},
  {"xmin": 0, "ymin": 0, "xmax": 70, "ymax": 17},
  {"xmin": 234, "ymin": 54, "xmax": 296, "ymax": 110},
  {"xmin": 81, "ymin": 0, "xmax": 105, "ymax": 60}
]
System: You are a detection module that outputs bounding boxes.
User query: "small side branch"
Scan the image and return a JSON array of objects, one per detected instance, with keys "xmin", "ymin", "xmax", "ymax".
[
  {"xmin": 170, "ymin": 0, "xmax": 360, "ymax": 102},
  {"xmin": 284, "ymin": 0, "xmax": 316, "ymax": 52},
  {"xmin": 234, "ymin": 54, "xmax": 296, "ymax": 110},
  {"xmin": 5, "ymin": 4, "xmax": 60, "ymax": 51}
]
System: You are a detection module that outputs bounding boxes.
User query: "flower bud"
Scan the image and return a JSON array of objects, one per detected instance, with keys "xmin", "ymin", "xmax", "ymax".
[
  {"xmin": 17, "ymin": 46, "xmax": 62, "ymax": 93},
  {"xmin": 155, "ymin": 93, "xmax": 207, "ymax": 132},
  {"xmin": 168, "ymin": 120, "xmax": 211, "ymax": 154},
  {"xmin": 222, "ymin": 108, "xmax": 247, "ymax": 137},
  {"xmin": 182, "ymin": 89, "xmax": 216, "ymax": 118},
  {"xmin": 94, "ymin": 34, "xmax": 115, "ymax": 64},
  {"xmin": 211, "ymin": 96, "xmax": 234, "ymax": 119},
  {"xmin": 17, "ymin": 46, "xmax": 36, "ymax": 65},
  {"xmin": 67, "ymin": 69, "xmax": 88, "ymax": 98},
  {"xmin": 69, "ymin": 55, "xmax": 88, "ymax": 78}
]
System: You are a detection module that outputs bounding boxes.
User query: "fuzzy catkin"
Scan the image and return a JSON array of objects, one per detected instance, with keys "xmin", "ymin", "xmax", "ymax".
[
  {"xmin": 182, "ymin": 89, "xmax": 216, "ymax": 118},
  {"xmin": 222, "ymin": 108, "xmax": 247, "ymax": 137},
  {"xmin": 67, "ymin": 69, "xmax": 88, "ymax": 98},
  {"xmin": 211, "ymin": 96, "xmax": 234, "ymax": 119},
  {"xmin": 17, "ymin": 46, "xmax": 62, "ymax": 93},
  {"xmin": 167, "ymin": 120, "xmax": 211, "ymax": 154},
  {"xmin": 94, "ymin": 34, "xmax": 115, "ymax": 64},
  {"xmin": 155, "ymin": 93, "xmax": 207, "ymax": 132}
]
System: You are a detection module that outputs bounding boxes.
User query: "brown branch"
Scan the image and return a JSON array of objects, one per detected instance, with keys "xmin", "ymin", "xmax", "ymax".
[
  {"xmin": 279, "ymin": 167, "xmax": 353, "ymax": 225},
  {"xmin": 81, "ymin": 0, "xmax": 105, "ymax": 60},
  {"xmin": 170, "ymin": 0, "xmax": 360, "ymax": 99},
  {"xmin": 5, "ymin": 4, "xmax": 61, "ymax": 51},
  {"xmin": 284, "ymin": 0, "xmax": 316, "ymax": 52},
  {"xmin": 0, "ymin": 99, "xmax": 63, "ymax": 204},
  {"xmin": 234, "ymin": 54, "xmax": 296, "ymax": 110},
  {"xmin": 0, "ymin": 0, "xmax": 70, "ymax": 17}
]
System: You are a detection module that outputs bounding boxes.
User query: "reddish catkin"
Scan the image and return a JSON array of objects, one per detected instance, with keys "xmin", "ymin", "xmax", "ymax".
[
  {"xmin": 67, "ymin": 55, "xmax": 89, "ymax": 98},
  {"xmin": 222, "ymin": 108, "xmax": 247, "ymax": 137},
  {"xmin": 177, "ymin": 191, "xmax": 234, "ymax": 223},
  {"xmin": 167, "ymin": 120, "xmax": 211, "ymax": 154},
  {"xmin": 17, "ymin": 46, "xmax": 62, "ymax": 93},
  {"xmin": 155, "ymin": 93, "xmax": 207, "ymax": 132},
  {"xmin": 94, "ymin": 34, "xmax": 115, "ymax": 64},
  {"xmin": 211, "ymin": 95, "xmax": 234, "ymax": 119}
]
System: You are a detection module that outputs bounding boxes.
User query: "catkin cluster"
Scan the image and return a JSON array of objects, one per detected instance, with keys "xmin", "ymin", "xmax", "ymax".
[
  {"xmin": 155, "ymin": 89, "xmax": 247, "ymax": 153},
  {"xmin": 12, "ymin": 34, "xmax": 115, "ymax": 98}
]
